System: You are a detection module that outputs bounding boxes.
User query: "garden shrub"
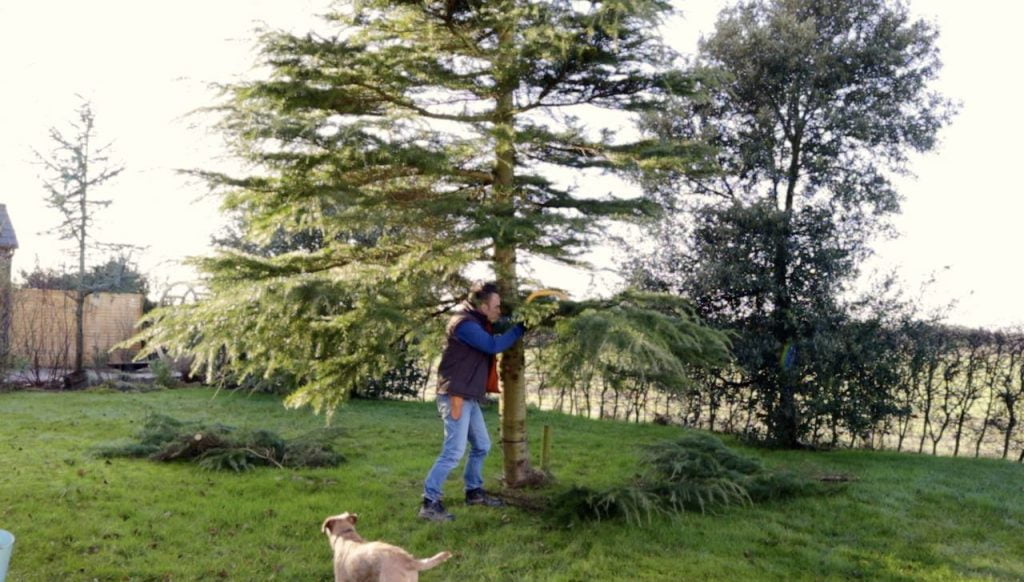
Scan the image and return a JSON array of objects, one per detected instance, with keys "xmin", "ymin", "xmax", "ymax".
[{"xmin": 148, "ymin": 358, "xmax": 176, "ymax": 388}]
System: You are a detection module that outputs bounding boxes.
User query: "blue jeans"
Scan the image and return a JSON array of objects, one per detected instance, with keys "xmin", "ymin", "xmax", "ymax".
[{"xmin": 423, "ymin": 394, "xmax": 491, "ymax": 501}]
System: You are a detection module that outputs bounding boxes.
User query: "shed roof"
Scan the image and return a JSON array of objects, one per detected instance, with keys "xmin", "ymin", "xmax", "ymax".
[{"xmin": 0, "ymin": 204, "xmax": 19, "ymax": 250}]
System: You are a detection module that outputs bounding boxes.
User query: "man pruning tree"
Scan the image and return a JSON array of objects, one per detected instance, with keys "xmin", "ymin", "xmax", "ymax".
[{"xmin": 420, "ymin": 281, "xmax": 525, "ymax": 522}]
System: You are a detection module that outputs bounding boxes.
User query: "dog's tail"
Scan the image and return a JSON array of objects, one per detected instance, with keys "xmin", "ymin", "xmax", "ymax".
[{"xmin": 414, "ymin": 551, "xmax": 452, "ymax": 571}]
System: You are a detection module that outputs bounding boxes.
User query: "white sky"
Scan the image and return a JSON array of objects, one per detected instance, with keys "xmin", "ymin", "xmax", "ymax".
[{"xmin": 1, "ymin": 1, "xmax": 1022, "ymax": 329}]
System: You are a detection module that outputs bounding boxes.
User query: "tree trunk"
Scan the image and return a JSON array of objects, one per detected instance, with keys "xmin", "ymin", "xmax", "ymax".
[
  {"xmin": 602, "ymin": 379, "xmax": 612, "ymax": 419},
  {"xmin": 930, "ymin": 411, "xmax": 951, "ymax": 456},
  {"xmin": 710, "ymin": 388, "xmax": 720, "ymax": 431},
  {"xmin": 499, "ymin": 335, "xmax": 536, "ymax": 485},
  {"xmin": 918, "ymin": 368, "xmax": 937, "ymax": 454},
  {"xmin": 74, "ymin": 169, "xmax": 88, "ymax": 374},
  {"xmin": 830, "ymin": 413, "xmax": 839, "ymax": 448},
  {"xmin": 583, "ymin": 383, "xmax": 592, "ymax": 418},
  {"xmin": 637, "ymin": 383, "xmax": 650, "ymax": 423},
  {"xmin": 74, "ymin": 290, "xmax": 85, "ymax": 373},
  {"xmin": 495, "ymin": 202, "xmax": 538, "ymax": 484},
  {"xmin": 973, "ymin": 389, "xmax": 994, "ymax": 458},
  {"xmin": 493, "ymin": 21, "xmax": 543, "ymax": 487},
  {"xmin": 952, "ymin": 410, "xmax": 966, "ymax": 457},
  {"xmin": 975, "ymin": 345, "xmax": 1003, "ymax": 457},
  {"xmin": 495, "ymin": 237, "xmax": 535, "ymax": 484},
  {"xmin": 1003, "ymin": 403, "xmax": 1017, "ymax": 460},
  {"xmin": 767, "ymin": 131, "xmax": 802, "ymax": 447},
  {"xmin": 533, "ymin": 353, "xmax": 545, "ymax": 410}
]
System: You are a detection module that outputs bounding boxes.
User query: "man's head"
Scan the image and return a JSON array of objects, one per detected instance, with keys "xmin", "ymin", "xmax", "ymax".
[{"xmin": 467, "ymin": 281, "xmax": 502, "ymax": 322}]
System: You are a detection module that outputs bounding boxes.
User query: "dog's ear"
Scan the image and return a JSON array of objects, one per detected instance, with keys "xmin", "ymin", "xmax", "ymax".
[
  {"xmin": 322, "ymin": 516, "xmax": 339, "ymax": 535},
  {"xmin": 336, "ymin": 511, "xmax": 358, "ymax": 525}
]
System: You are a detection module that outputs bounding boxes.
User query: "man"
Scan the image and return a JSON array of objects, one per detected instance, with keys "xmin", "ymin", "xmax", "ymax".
[{"xmin": 419, "ymin": 281, "xmax": 525, "ymax": 522}]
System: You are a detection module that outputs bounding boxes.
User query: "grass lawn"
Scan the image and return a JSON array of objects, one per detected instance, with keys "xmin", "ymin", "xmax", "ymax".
[{"xmin": 2, "ymin": 387, "xmax": 1023, "ymax": 581}]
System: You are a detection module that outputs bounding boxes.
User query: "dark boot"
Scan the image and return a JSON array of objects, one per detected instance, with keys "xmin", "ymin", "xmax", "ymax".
[
  {"xmin": 418, "ymin": 497, "xmax": 455, "ymax": 521},
  {"xmin": 465, "ymin": 488, "xmax": 505, "ymax": 507}
]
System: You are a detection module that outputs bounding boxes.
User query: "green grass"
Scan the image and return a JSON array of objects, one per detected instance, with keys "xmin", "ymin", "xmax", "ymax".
[{"xmin": 1, "ymin": 387, "xmax": 1023, "ymax": 581}]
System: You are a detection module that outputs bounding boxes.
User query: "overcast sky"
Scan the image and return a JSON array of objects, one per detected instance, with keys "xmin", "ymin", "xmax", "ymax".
[{"xmin": 1, "ymin": 1, "xmax": 1021, "ymax": 329}]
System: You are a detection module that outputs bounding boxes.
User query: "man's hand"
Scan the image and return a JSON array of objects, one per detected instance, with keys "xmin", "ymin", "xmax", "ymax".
[{"xmin": 451, "ymin": 395, "xmax": 463, "ymax": 421}]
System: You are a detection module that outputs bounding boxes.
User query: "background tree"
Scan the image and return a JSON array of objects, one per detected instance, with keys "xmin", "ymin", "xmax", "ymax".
[
  {"xmin": 34, "ymin": 98, "xmax": 129, "ymax": 375},
  {"xmin": 997, "ymin": 333, "xmax": 1024, "ymax": 460},
  {"xmin": 137, "ymin": 0, "xmax": 730, "ymax": 486},
  {"xmin": 926, "ymin": 332, "xmax": 971, "ymax": 455},
  {"xmin": 631, "ymin": 0, "xmax": 954, "ymax": 446},
  {"xmin": 972, "ymin": 332, "xmax": 1006, "ymax": 458},
  {"xmin": 20, "ymin": 253, "xmax": 149, "ymax": 297},
  {"xmin": 950, "ymin": 329, "xmax": 987, "ymax": 456}
]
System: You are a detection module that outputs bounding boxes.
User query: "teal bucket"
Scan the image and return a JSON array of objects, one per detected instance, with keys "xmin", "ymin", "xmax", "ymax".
[{"xmin": 0, "ymin": 529, "xmax": 13, "ymax": 582}]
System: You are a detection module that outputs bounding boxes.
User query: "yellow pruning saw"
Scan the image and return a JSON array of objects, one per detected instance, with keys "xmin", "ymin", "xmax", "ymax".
[{"xmin": 524, "ymin": 288, "xmax": 570, "ymax": 304}]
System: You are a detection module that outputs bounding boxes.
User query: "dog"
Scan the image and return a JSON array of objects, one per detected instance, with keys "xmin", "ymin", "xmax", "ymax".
[{"xmin": 321, "ymin": 512, "xmax": 452, "ymax": 581}]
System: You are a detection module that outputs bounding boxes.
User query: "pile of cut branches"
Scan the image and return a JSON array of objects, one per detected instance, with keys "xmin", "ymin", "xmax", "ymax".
[
  {"xmin": 95, "ymin": 414, "xmax": 345, "ymax": 471},
  {"xmin": 548, "ymin": 433, "xmax": 836, "ymax": 526}
]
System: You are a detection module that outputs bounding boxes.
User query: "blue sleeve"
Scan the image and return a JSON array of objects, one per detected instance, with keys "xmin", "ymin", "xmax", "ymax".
[{"xmin": 454, "ymin": 320, "xmax": 525, "ymax": 355}]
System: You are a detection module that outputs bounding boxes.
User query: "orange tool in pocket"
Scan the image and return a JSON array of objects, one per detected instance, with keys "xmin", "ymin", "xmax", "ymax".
[{"xmin": 450, "ymin": 395, "xmax": 464, "ymax": 421}]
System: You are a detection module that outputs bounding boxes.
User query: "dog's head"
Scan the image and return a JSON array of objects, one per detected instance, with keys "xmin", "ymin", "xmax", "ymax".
[{"xmin": 322, "ymin": 512, "xmax": 359, "ymax": 538}]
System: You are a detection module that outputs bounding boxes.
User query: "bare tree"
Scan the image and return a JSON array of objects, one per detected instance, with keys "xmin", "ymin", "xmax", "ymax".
[
  {"xmin": 893, "ymin": 322, "xmax": 926, "ymax": 452},
  {"xmin": 951, "ymin": 330, "xmax": 987, "ymax": 456},
  {"xmin": 33, "ymin": 98, "xmax": 124, "ymax": 376},
  {"xmin": 998, "ymin": 334, "xmax": 1024, "ymax": 460},
  {"xmin": 972, "ymin": 333, "xmax": 1006, "ymax": 457},
  {"xmin": 917, "ymin": 329, "xmax": 947, "ymax": 454},
  {"xmin": 928, "ymin": 344, "xmax": 964, "ymax": 456}
]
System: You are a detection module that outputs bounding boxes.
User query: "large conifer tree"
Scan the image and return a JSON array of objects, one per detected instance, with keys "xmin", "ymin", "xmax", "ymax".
[{"xmin": 140, "ymin": 0, "xmax": 729, "ymax": 485}]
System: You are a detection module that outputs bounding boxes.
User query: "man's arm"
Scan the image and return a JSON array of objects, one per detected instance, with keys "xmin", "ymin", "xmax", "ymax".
[{"xmin": 454, "ymin": 320, "xmax": 525, "ymax": 354}]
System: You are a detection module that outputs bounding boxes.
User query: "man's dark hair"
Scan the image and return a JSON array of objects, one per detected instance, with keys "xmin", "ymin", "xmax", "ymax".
[{"xmin": 467, "ymin": 281, "xmax": 500, "ymax": 308}]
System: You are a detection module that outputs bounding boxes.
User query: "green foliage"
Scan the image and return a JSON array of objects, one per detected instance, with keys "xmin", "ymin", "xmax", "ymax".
[
  {"xmin": 549, "ymin": 433, "xmax": 824, "ymax": 526},
  {"xmin": 220, "ymin": 368, "xmax": 300, "ymax": 396},
  {"xmin": 94, "ymin": 414, "xmax": 345, "ymax": 471},
  {"xmin": 20, "ymin": 254, "xmax": 149, "ymax": 296},
  {"xmin": 543, "ymin": 291, "xmax": 733, "ymax": 398},
  {"xmin": 148, "ymin": 358, "xmax": 176, "ymax": 388},
  {"xmin": 513, "ymin": 298, "xmax": 562, "ymax": 329},
  {"xmin": 743, "ymin": 470, "xmax": 824, "ymax": 502},
  {"xmin": 282, "ymin": 427, "xmax": 347, "ymax": 468},
  {"xmin": 131, "ymin": 0, "xmax": 720, "ymax": 424},
  {"xmin": 196, "ymin": 449, "xmax": 254, "ymax": 472},
  {"xmin": 94, "ymin": 442, "xmax": 161, "ymax": 458},
  {"xmin": 633, "ymin": 0, "xmax": 956, "ymax": 446},
  {"xmin": 547, "ymin": 485, "xmax": 627, "ymax": 523},
  {"xmin": 135, "ymin": 413, "xmax": 193, "ymax": 447},
  {"xmin": 210, "ymin": 214, "xmax": 332, "ymax": 258}
]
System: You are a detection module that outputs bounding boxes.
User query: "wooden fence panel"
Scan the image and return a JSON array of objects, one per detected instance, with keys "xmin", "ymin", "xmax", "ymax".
[{"xmin": 9, "ymin": 289, "xmax": 143, "ymax": 367}]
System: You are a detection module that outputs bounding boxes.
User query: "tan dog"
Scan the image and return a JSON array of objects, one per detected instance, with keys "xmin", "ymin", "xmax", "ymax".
[{"xmin": 321, "ymin": 512, "xmax": 452, "ymax": 581}]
